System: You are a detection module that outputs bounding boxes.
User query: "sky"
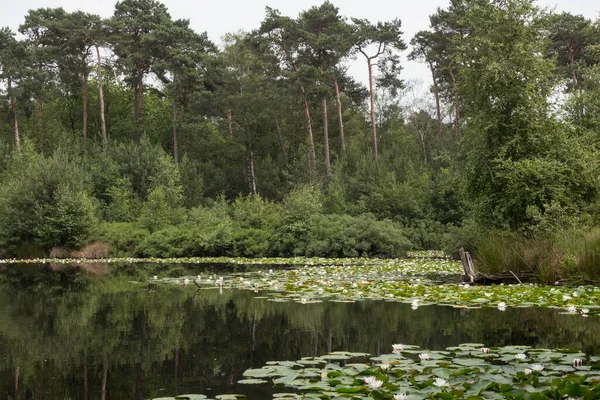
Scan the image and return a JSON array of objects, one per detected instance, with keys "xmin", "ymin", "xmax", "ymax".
[{"xmin": 2, "ymin": 0, "xmax": 599, "ymax": 86}]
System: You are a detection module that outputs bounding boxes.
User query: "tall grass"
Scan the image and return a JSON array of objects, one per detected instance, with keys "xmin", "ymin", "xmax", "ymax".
[{"xmin": 473, "ymin": 228, "xmax": 600, "ymax": 283}]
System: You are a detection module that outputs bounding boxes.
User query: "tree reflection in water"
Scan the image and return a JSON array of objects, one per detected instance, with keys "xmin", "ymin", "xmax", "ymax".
[{"xmin": 0, "ymin": 262, "xmax": 597, "ymax": 399}]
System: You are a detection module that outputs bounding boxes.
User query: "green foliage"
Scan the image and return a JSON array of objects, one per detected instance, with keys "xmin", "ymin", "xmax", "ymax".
[
  {"xmin": 99, "ymin": 222, "xmax": 150, "ymax": 256},
  {"xmin": 138, "ymin": 155, "xmax": 187, "ymax": 231},
  {"xmin": 179, "ymin": 154, "xmax": 204, "ymax": 208},
  {"xmin": 0, "ymin": 144, "xmax": 96, "ymax": 254},
  {"xmin": 35, "ymin": 184, "xmax": 100, "ymax": 249},
  {"xmin": 281, "ymin": 185, "xmax": 323, "ymax": 223},
  {"xmin": 104, "ymin": 177, "xmax": 141, "ymax": 222}
]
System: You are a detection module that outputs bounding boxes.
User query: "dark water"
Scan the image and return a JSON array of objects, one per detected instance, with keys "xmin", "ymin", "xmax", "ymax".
[{"xmin": 0, "ymin": 262, "xmax": 599, "ymax": 399}]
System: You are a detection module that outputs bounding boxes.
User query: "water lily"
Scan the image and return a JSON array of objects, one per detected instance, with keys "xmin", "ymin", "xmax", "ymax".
[
  {"xmin": 184, "ymin": 278, "xmax": 190, "ymax": 287},
  {"xmin": 573, "ymin": 358, "xmax": 583, "ymax": 368},
  {"xmin": 411, "ymin": 304, "xmax": 419, "ymax": 310},
  {"xmin": 515, "ymin": 353, "xmax": 527, "ymax": 360},
  {"xmin": 153, "ymin": 275, "xmax": 158, "ymax": 280},
  {"xmin": 563, "ymin": 295, "xmax": 572, "ymax": 301},
  {"xmin": 419, "ymin": 353, "xmax": 431, "ymax": 361},
  {"xmin": 480, "ymin": 347, "xmax": 491, "ymax": 354},
  {"xmin": 363, "ymin": 376, "xmax": 383, "ymax": 390},
  {"xmin": 394, "ymin": 394, "xmax": 408, "ymax": 400},
  {"xmin": 380, "ymin": 363, "xmax": 390, "ymax": 370},
  {"xmin": 581, "ymin": 308, "xmax": 589, "ymax": 317},
  {"xmin": 568, "ymin": 305, "xmax": 577, "ymax": 314},
  {"xmin": 392, "ymin": 344, "xmax": 404, "ymax": 354},
  {"xmin": 497, "ymin": 302, "xmax": 507, "ymax": 311},
  {"xmin": 524, "ymin": 368, "xmax": 532, "ymax": 375},
  {"xmin": 434, "ymin": 377, "xmax": 448, "ymax": 387},
  {"xmin": 531, "ymin": 363, "xmax": 544, "ymax": 372}
]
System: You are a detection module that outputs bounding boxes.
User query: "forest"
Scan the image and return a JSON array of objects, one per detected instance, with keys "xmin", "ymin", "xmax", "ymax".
[{"xmin": 1, "ymin": 0, "xmax": 600, "ymax": 281}]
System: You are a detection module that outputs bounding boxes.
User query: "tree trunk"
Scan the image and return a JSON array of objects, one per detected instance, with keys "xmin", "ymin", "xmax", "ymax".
[
  {"xmin": 137, "ymin": 78, "xmax": 144, "ymax": 139},
  {"xmin": 322, "ymin": 97, "xmax": 331, "ymax": 176},
  {"xmin": 275, "ymin": 120, "xmax": 288, "ymax": 165},
  {"xmin": 570, "ymin": 50, "xmax": 578, "ymax": 89},
  {"xmin": 367, "ymin": 59, "xmax": 378, "ymax": 160},
  {"xmin": 8, "ymin": 77, "xmax": 20, "ymax": 153},
  {"xmin": 172, "ymin": 99, "xmax": 179, "ymax": 164},
  {"xmin": 227, "ymin": 109, "xmax": 233, "ymax": 137},
  {"xmin": 246, "ymin": 149, "xmax": 257, "ymax": 196},
  {"xmin": 14, "ymin": 366, "xmax": 19, "ymax": 400},
  {"xmin": 429, "ymin": 62, "xmax": 442, "ymax": 138},
  {"xmin": 36, "ymin": 97, "xmax": 44, "ymax": 151},
  {"xmin": 449, "ymin": 70, "xmax": 461, "ymax": 140},
  {"xmin": 95, "ymin": 45, "xmax": 107, "ymax": 152},
  {"xmin": 300, "ymin": 85, "xmax": 317, "ymax": 170},
  {"xmin": 83, "ymin": 359, "xmax": 88, "ymax": 400},
  {"xmin": 133, "ymin": 68, "xmax": 144, "ymax": 141},
  {"xmin": 101, "ymin": 352, "xmax": 108, "ymax": 400},
  {"xmin": 333, "ymin": 78, "xmax": 346, "ymax": 155},
  {"xmin": 174, "ymin": 348, "xmax": 179, "ymax": 396},
  {"xmin": 82, "ymin": 68, "xmax": 89, "ymax": 146}
]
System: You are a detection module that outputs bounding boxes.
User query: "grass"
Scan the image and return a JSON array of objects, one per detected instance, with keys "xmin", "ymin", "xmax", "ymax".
[{"xmin": 473, "ymin": 228, "xmax": 600, "ymax": 283}]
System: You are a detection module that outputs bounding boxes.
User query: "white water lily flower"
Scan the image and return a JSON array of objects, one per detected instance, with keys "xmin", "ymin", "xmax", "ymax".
[
  {"xmin": 411, "ymin": 304, "xmax": 419, "ymax": 310},
  {"xmin": 563, "ymin": 295, "xmax": 572, "ymax": 301},
  {"xmin": 184, "ymin": 278, "xmax": 190, "ymax": 287},
  {"xmin": 153, "ymin": 275, "xmax": 158, "ymax": 280},
  {"xmin": 524, "ymin": 368, "xmax": 532, "ymax": 375},
  {"xmin": 394, "ymin": 394, "xmax": 408, "ymax": 400},
  {"xmin": 568, "ymin": 305, "xmax": 577, "ymax": 314},
  {"xmin": 515, "ymin": 353, "xmax": 527, "ymax": 360},
  {"xmin": 434, "ymin": 377, "xmax": 448, "ymax": 387},
  {"xmin": 573, "ymin": 358, "xmax": 583, "ymax": 368},
  {"xmin": 380, "ymin": 363, "xmax": 390, "ymax": 370},
  {"xmin": 531, "ymin": 363, "xmax": 544, "ymax": 372},
  {"xmin": 497, "ymin": 302, "xmax": 507, "ymax": 311},
  {"xmin": 392, "ymin": 344, "xmax": 404, "ymax": 354},
  {"xmin": 363, "ymin": 376, "xmax": 383, "ymax": 390},
  {"xmin": 581, "ymin": 308, "xmax": 589, "ymax": 316},
  {"xmin": 480, "ymin": 347, "xmax": 491, "ymax": 354},
  {"xmin": 411, "ymin": 299, "xmax": 420, "ymax": 306},
  {"xmin": 419, "ymin": 353, "xmax": 431, "ymax": 361}
]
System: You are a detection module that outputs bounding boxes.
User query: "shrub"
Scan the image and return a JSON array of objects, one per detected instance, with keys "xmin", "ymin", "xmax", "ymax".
[
  {"xmin": 35, "ymin": 184, "xmax": 100, "ymax": 250},
  {"xmin": 302, "ymin": 214, "xmax": 412, "ymax": 258},
  {"xmin": 104, "ymin": 178, "xmax": 141, "ymax": 222},
  {"xmin": 0, "ymin": 144, "xmax": 98, "ymax": 254},
  {"xmin": 99, "ymin": 222, "xmax": 150, "ymax": 256}
]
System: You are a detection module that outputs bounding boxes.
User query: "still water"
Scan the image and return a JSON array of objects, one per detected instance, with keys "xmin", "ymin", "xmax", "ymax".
[{"xmin": 0, "ymin": 262, "xmax": 598, "ymax": 399}]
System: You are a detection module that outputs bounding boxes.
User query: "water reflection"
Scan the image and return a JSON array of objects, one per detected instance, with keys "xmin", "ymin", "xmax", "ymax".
[{"xmin": 0, "ymin": 263, "xmax": 598, "ymax": 399}]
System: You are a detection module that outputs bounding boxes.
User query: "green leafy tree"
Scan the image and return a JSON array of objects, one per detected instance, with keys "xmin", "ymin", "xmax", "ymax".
[
  {"xmin": 352, "ymin": 18, "xmax": 406, "ymax": 160},
  {"xmin": 0, "ymin": 27, "xmax": 26, "ymax": 152},
  {"xmin": 455, "ymin": 0, "xmax": 597, "ymax": 230},
  {"xmin": 109, "ymin": 0, "xmax": 176, "ymax": 138}
]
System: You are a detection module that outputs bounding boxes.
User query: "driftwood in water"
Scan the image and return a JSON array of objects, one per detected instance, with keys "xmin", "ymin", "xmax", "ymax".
[
  {"xmin": 473, "ymin": 271, "xmax": 536, "ymax": 285},
  {"xmin": 459, "ymin": 248, "xmax": 476, "ymax": 283},
  {"xmin": 459, "ymin": 247, "xmax": 534, "ymax": 285}
]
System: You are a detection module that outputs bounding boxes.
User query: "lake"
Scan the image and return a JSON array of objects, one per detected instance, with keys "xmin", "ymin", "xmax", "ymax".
[{"xmin": 0, "ymin": 260, "xmax": 598, "ymax": 399}]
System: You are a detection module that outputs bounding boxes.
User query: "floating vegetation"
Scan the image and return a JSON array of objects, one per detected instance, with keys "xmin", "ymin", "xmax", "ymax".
[
  {"xmin": 148, "ymin": 258, "xmax": 600, "ymax": 316},
  {"xmin": 241, "ymin": 343, "xmax": 600, "ymax": 399},
  {"xmin": 6, "ymin": 253, "xmax": 597, "ymax": 315}
]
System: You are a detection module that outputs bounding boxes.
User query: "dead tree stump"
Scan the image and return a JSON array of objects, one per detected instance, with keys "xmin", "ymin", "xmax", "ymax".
[{"xmin": 459, "ymin": 247, "xmax": 477, "ymax": 283}]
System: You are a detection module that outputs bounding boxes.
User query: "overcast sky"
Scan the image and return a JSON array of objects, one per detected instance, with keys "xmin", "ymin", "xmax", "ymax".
[{"xmin": 2, "ymin": 0, "xmax": 599, "ymax": 85}]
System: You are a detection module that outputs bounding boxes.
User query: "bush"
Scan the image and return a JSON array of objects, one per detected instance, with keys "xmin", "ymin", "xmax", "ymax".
[
  {"xmin": 301, "ymin": 214, "xmax": 412, "ymax": 258},
  {"xmin": 135, "ymin": 202, "xmax": 235, "ymax": 258},
  {"xmin": 99, "ymin": 222, "xmax": 150, "ymax": 256},
  {"xmin": 35, "ymin": 184, "xmax": 100, "ymax": 250},
  {"xmin": 104, "ymin": 178, "xmax": 141, "ymax": 222},
  {"xmin": 0, "ymin": 144, "xmax": 98, "ymax": 254}
]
